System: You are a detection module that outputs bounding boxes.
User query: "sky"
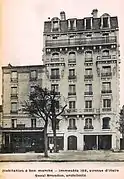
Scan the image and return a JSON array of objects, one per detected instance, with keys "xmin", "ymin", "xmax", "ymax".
[{"xmin": 0, "ymin": 0, "xmax": 124, "ymax": 106}]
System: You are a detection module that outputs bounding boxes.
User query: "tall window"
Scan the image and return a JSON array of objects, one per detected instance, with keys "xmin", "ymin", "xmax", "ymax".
[
  {"xmin": 11, "ymin": 102, "xmax": 18, "ymax": 113},
  {"xmin": 103, "ymin": 99, "xmax": 111, "ymax": 108},
  {"xmin": 69, "ymin": 69, "xmax": 75, "ymax": 76},
  {"xmin": 11, "ymin": 87, "xmax": 17, "ymax": 97},
  {"xmin": 68, "ymin": 118, "xmax": 77, "ymax": 129},
  {"xmin": 103, "ymin": 17, "xmax": 108, "ymax": 28},
  {"xmin": 30, "ymin": 70, "xmax": 37, "ymax": 80},
  {"xmin": 85, "ymin": 51, "xmax": 92, "ymax": 62},
  {"xmin": 102, "ymin": 117, "xmax": 110, "ymax": 129},
  {"xmin": 69, "ymin": 84, "xmax": 76, "ymax": 95},
  {"xmin": 69, "ymin": 101, "xmax": 76, "ymax": 110},
  {"xmin": 102, "ymin": 82, "xmax": 111, "ymax": 92},
  {"xmin": 51, "ymin": 69, "xmax": 59, "ymax": 79},
  {"xmin": 85, "ymin": 100, "xmax": 92, "ymax": 108},
  {"xmin": 11, "ymin": 71, "xmax": 18, "ymax": 81},
  {"xmin": 31, "ymin": 119, "xmax": 36, "ymax": 128},
  {"xmin": 11, "ymin": 119, "xmax": 17, "ymax": 128},
  {"xmin": 86, "ymin": 19, "xmax": 91, "ymax": 29},
  {"xmin": 68, "ymin": 52, "xmax": 76, "ymax": 63},
  {"xmin": 51, "ymin": 84, "xmax": 59, "ymax": 92},
  {"xmin": 53, "ymin": 21, "xmax": 59, "ymax": 31},
  {"xmin": 84, "ymin": 118, "xmax": 93, "ymax": 129},
  {"xmin": 85, "ymin": 84, "xmax": 92, "ymax": 92}
]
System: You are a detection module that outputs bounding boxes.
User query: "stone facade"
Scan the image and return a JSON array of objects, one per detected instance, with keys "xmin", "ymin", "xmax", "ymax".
[{"xmin": 1, "ymin": 10, "xmax": 121, "ymax": 152}]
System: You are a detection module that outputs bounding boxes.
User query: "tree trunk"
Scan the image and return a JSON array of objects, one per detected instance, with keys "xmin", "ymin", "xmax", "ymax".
[
  {"xmin": 53, "ymin": 128, "xmax": 57, "ymax": 152},
  {"xmin": 44, "ymin": 125, "xmax": 48, "ymax": 157}
]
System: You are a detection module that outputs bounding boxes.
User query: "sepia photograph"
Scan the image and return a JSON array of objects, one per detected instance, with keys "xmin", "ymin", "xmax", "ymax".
[{"xmin": 0, "ymin": 0, "xmax": 124, "ymax": 178}]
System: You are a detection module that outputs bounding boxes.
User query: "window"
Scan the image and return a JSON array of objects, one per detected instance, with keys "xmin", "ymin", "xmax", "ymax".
[
  {"xmin": 11, "ymin": 102, "xmax": 18, "ymax": 113},
  {"xmin": 11, "ymin": 71, "xmax": 18, "ymax": 81},
  {"xmin": 11, "ymin": 87, "xmax": 17, "ymax": 97},
  {"xmin": 51, "ymin": 69, "xmax": 60, "ymax": 79},
  {"xmin": 103, "ymin": 99, "xmax": 111, "ymax": 108},
  {"xmin": 31, "ymin": 119, "xmax": 36, "ymax": 128},
  {"xmin": 30, "ymin": 70, "xmax": 37, "ymax": 80},
  {"xmin": 52, "ymin": 53, "xmax": 59, "ymax": 62},
  {"xmin": 85, "ymin": 51, "xmax": 92, "ymax": 62},
  {"xmin": 84, "ymin": 118, "xmax": 93, "ymax": 129},
  {"xmin": 103, "ymin": 17, "xmax": 108, "ymax": 28},
  {"xmin": 53, "ymin": 21, "xmax": 59, "ymax": 31},
  {"xmin": 102, "ymin": 50, "xmax": 109, "ymax": 57},
  {"xmin": 85, "ymin": 100, "xmax": 92, "ymax": 108},
  {"xmin": 68, "ymin": 52, "xmax": 76, "ymax": 63},
  {"xmin": 68, "ymin": 118, "xmax": 77, "ymax": 129},
  {"xmin": 68, "ymin": 69, "xmax": 76, "ymax": 79},
  {"xmin": 56, "ymin": 119, "xmax": 59, "ymax": 130},
  {"xmin": 85, "ymin": 68, "xmax": 92, "ymax": 75},
  {"xmin": 86, "ymin": 19, "xmax": 91, "ymax": 29},
  {"xmin": 51, "ymin": 84, "xmax": 59, "ymax": 92},
  {"xmin": 102, "ymin": 66, "xmax": 111, "ymax": 73},
  {"xmin": 85, "ymin": 84, "xmax": 93, "ymax": 95},
  {"xmin": 69, "ymin": 101, "xmax": 75, "ymax": 109},
  {"xmin": 102, "ymin": 117, "xmax": 110, "ymax": 129},
  {"xmin": 68, "ymin": 84, "xmax": 76, "ymax": 95},
  {"xmin": 102, "ymin": 82, "xmax": 111, "ymax": 92},
  {"xmin": 69, "ymin": 69, "xmax": 75, "ymax": 76},
  {"xmin": 11, "ymin": 119, "xmax": 17, "ymax": 128}
]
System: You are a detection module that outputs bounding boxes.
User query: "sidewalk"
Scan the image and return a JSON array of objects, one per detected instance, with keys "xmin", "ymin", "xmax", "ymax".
[{"xmin": 0, "ymin": 150, "xmax": 124, "ymax": 162}]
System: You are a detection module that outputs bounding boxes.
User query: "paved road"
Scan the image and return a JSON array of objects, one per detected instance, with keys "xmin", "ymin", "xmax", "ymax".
[{"xmin": 0, "ymin": 150, "xmax": 124, "ymax": 162}]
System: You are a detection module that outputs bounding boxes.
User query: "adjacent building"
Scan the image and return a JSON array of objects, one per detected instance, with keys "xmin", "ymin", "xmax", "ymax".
[{"xmin": 1, "ymin": 9, "xmax": 121, "ymax": 152}]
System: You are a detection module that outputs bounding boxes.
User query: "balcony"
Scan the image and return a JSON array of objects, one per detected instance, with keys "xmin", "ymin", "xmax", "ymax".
[
  {"xmin": 68, "ymin": 92, "xmax": 76, "ymax": 96},
  {"xmin": 68, "ymin": 59, "xmax": 76, "ymax": 64},
  {"xmin": 45, "ymin": 36, "xmax": 117, "ymax": 47},
  {"xmin": 84, "ymin": 125, "xmax": 94, "ymax": 130},
  {"xmin": 68, "ymin": 75, "xmax": 76, "ymax": 80},
  {"xmin": 84, "ymin": 108, "xmax": 94, "ymax": 113},
  {"xmin": 67, "ymin": 126, "xmax": 77, "ymax": 130},
  {"xmin": 84, "ymin": 91, "xmax": 93, "ymax": 96},
  {"xmin": 67, "ymin": 109, "xmax": 77, "ymax": 113},
  {"xmin": 10, "ymin": 110, "xmax": 18, "ymax": 114},
  {"xmin": 102, "ymin": 108, "xmax": 111, "ymax": 112},
  {"xmin": 101, "ymin": 90, "xmax": 112, "ymax": 94},
  {"xmin": 101, "ymin": 72, "xmax": 112, "ymax": 77},
  {"xmin": 97, "ymin": 55, "xmax": 117, "ymax": 62},
  {"xmin": 11, "ymin": 94, "xmax": 18, "ymax": 99},
  {"xmin": 85, "ymin": 58, "xmax": 93, "ymax": 63},
  {"xmin": 30, "ymin": 77, "xmax": 37, "ymax": 81},
  {"xmin": 17, "ymin": 124, "xmax": 25, "ymax": 129},
  {"xmin": 84, "ymin": 75, "xmax": 93, "ymax": 80},
  {"xmin": 50, "ymin": 91, "xmax": 60, "ymax": 95},
  {"xmin": 50, "ymin": 75, "xmax": 60, "ymax": 80},
  {"xmin": 102, "ymin": 125, "xmax": 110, "ymax": 130}
]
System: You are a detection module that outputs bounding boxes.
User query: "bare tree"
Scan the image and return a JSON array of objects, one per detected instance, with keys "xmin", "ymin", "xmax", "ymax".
[
  {"xmin": 22, "ymin": 86, "xmax": 67, "ymax": 156},
  {"xmin": 22, "ymin": 86, "xmax": 51, "ymax": 157}
]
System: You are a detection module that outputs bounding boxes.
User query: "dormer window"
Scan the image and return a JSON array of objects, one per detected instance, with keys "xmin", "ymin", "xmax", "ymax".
[
  {"xmin": 53, "ymin": 21, "xmax": 59, "ymax": 31},
  {"xmin": 86, "ymin": 18, "xmax": 91, "ymax": 29},
  {"xmin": 103, "ymin": 17, "xmax": 108, "ymax": 28}
]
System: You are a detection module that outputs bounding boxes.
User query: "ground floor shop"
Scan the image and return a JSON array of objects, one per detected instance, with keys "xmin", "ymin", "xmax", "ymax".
[{"xmin": 2, "ymin": 131, "xmax": 44, "ymax": 153}]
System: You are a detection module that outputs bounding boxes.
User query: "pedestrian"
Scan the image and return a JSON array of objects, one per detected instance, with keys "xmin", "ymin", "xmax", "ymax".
[{"xmin": 49, "ymin": 143, "xmax": 53, "ymax": 153}]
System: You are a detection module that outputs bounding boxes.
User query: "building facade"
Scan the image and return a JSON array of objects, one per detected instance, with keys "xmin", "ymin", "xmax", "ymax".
[
  {"xmin": 1, "ymin": 65, "xmax": 45, "ymax": 152},
  {"xmin": 1, "ymin": 9, "xmax": 121, "ymax": 152},
  {"xmin": 43, "ymin": 9, "xmax": 121, "ymax": 151}
]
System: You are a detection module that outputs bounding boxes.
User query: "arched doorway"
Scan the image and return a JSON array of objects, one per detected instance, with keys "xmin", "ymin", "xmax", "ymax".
[{"xmin": 68, "ymin": 135, "xmax": 77, "ymax": 150}]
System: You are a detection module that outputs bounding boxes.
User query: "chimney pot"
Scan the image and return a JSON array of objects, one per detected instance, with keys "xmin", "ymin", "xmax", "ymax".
[
  {"xmin": 60, "ymin": 11, "xmax": 66, "ymax": 20},
  {"xmin": 91, "ymin": 9, "xmax": 98, "ymax": 18}
]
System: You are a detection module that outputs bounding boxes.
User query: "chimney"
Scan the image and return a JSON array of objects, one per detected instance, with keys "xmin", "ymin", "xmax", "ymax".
[
  {"xmin": 60, "ymin": 11, "xmax": 66, "ymax": 20},
  {"xmin": 91, "ymin": 9, "xmax": 98, "ymax": 18}
]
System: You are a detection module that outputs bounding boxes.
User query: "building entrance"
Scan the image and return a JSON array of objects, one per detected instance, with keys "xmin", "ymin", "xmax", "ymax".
[{"xmin": 68, "ymin": 135, "xmax": 77, "ymax": 150}]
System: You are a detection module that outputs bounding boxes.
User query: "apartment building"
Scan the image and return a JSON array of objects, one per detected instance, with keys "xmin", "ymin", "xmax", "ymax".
[
  {"xmin": 1, "ymin": 65, "xmax": 45, "ymax": 152},
  {"xmin": 1, "ymin": 9, "xmax": 121, "ymax": 152},
  {"xmin": 43, "ymin": 9, "xmax": 121, "ymax": 151}
]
